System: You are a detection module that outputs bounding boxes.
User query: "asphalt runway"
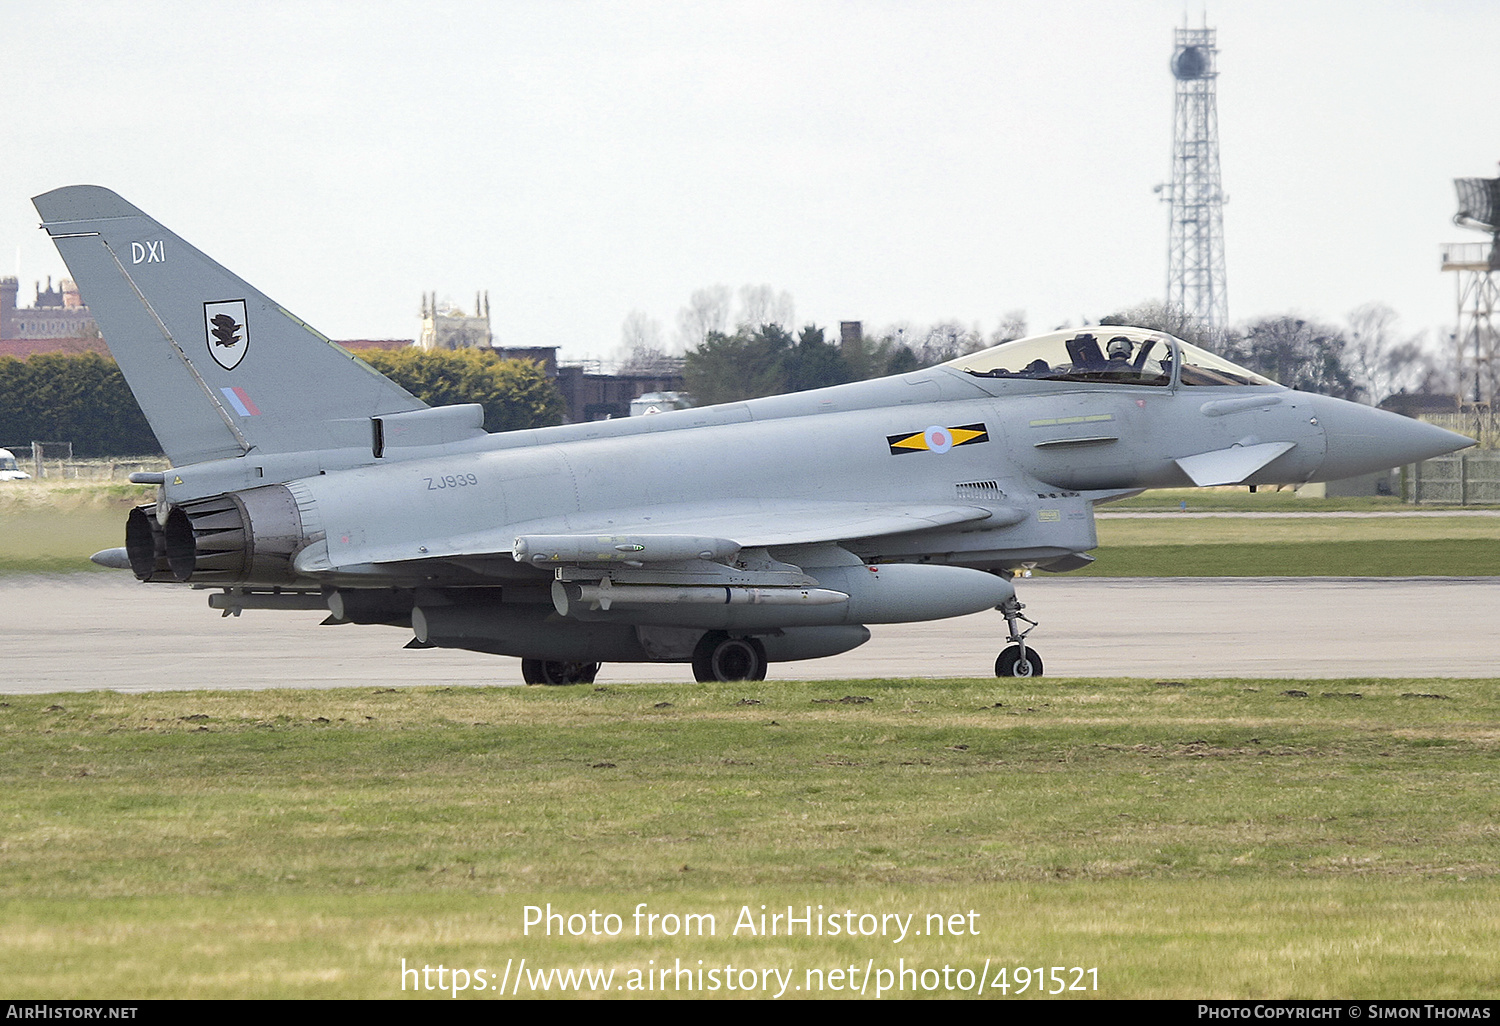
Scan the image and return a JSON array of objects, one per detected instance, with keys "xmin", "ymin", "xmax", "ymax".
[{"xmin": 3, "ymin": 573, "xmax": 1496, "ymax": 693}]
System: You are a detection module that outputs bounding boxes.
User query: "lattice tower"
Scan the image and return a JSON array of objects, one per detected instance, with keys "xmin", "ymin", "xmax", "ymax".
[
  {"xmin": 1162, "ymin": 25, "xmax": 1228, "ymax": 334},
  {"xmin": 1442, "ymin": 175, "xmax": 1500, "ymax": 411}
]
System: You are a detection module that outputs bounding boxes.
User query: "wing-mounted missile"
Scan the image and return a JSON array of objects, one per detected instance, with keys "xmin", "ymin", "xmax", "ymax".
[
  {"xmin": 513, "ymin": 533, "xmax": 742, "ymax": 566},
  {"xmin": 542, "ymin": 543, "xmax": 817, "ymax": 588},
  {"xmin": 553, "ymin": 578, "xmax": 849, "ymax": 615},
  {"xmin": 538, "ymin": 543, "xmax": 833, "ymax": 628}
]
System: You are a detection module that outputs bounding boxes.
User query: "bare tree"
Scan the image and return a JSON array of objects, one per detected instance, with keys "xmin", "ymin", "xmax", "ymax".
[
  {"xmin": 1413, "ymin": 332, "xmax": 1459, "ymax": 395},
  {"xmin": 858, "ymin": 321, "xmax": 980, "ymax": 370},
  {"xmin": 620, "ymin": 309, "xmax": 664, "ymax": 351},
  {"xmin": 735, "ymin": 284, "xmax": 794, "ymax": 330},
  {"xmin": 988, "ymin": 309, "xmax": 1029, "ymax": 347},
  {"xmin": 1227, "ymin": 316, "xmax": 1358, "ymax": 399},
  {"xmin": 771, "ymin": 290, "xmax": 795, "ymax": 328},
  {"xmin": 917, "ymin": 320, "xmax": 981, "ymax": 363},
  {"xmin": 618, "ymin": 309, "xmax": 675, "ymax": 374},
  {"xmin": 1345, "ymin": 303, "xmax": 1430, "ymax": 404},
  {"xmin": 676, "ymin": 285, "xmax": 732, "ymax": 350}
]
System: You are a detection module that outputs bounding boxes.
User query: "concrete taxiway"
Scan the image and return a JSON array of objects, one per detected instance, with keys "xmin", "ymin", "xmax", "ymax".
[{"xmin": 2, "ymin": 573, "xmax": 1495, "ymax": 693}]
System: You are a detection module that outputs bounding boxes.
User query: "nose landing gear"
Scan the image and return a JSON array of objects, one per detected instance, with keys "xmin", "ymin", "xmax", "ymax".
[{"xmin": 995, "ymin": 595, "xmax": 1042, "ymax": 677}]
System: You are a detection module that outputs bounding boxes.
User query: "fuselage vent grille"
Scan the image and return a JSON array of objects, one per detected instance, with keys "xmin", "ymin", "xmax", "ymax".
[{"xmin": 955, "ymin": 480, "xmax": 1002, "ymax": 498}]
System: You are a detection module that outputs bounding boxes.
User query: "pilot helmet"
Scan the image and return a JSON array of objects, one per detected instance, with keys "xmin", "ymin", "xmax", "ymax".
[{"xmin": 1107, "ymin": 337, "xmax": 1132, "ymax": 359}]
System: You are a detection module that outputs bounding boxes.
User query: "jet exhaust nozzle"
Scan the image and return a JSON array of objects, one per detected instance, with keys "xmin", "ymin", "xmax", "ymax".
[{"xmin": 142, "ymin": 485, "xmax": 308, "ymax": 585}]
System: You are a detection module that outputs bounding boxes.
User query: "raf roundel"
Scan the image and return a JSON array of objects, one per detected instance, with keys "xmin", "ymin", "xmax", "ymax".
[{"xmin": 924, "ymin": 426, "xmax": 953, "ymax": 454}]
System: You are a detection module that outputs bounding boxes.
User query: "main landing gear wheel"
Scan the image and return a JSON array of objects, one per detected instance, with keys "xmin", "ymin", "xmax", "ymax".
[
  {"xmin": 995, "ymin": 645, "xmax": 1043, "ymax": 678},
  {"xmin": 691, "ymin": 632, "xmax": 768, "ymax": 682},
  {"xmin": 521, "ymin": 659, "xmax": 601, "ymax": 686}
]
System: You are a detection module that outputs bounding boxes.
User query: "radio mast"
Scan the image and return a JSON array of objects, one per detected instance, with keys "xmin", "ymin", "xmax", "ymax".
[
  {"xmin": 1441, "ymin": 173, "xmax": 1500, "ymax": 412},
  {"xmin": 1161, "ymin": 21, "xmax": 1228, "ymax": 335}
]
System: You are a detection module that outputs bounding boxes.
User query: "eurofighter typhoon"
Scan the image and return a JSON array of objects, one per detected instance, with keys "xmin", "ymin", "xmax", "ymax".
[{"xmin": 37, "ymin": 186, "xmax": 1473, "ymax": 682}]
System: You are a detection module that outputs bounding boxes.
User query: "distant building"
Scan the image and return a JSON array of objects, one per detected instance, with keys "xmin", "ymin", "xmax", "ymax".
[
  {"xmin": 418, "ymin": 291, "xmax": 492, "ymax": 350},
  {"xmin": 0, "ymin": 276, "xmax": 107, "ymax": 358},
  {"xmin": 555, "ymin": 365, "xmax": 687, "ymax": 423},
  {"xmin": 464, "ymin": 344, "xmax": 685, "ymax": 423}
]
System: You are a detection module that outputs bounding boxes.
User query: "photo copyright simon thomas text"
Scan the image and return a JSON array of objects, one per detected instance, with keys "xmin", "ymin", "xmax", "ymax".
[
  {"xmin": 397, "ymin": 902, "xmax": 1100, "ymax": 998},
  {"xmin": 1200, "ymin": 1007, "xmax": 1492, "ymax": 1020}
]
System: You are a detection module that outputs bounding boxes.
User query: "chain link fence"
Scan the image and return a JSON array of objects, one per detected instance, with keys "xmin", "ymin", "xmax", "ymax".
[
  {"xmin": 1, "ymin": 442, "xmax": 169, "ymax": 481},
  {"xmin": 1404, "ymin": 451, "xmax": 1500, "ymax": 505}
]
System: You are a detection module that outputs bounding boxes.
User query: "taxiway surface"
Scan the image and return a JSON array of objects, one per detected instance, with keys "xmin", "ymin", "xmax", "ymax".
[{"xmin": 2, "ymin": 573, "xmax": 1495, "ymax": 693}]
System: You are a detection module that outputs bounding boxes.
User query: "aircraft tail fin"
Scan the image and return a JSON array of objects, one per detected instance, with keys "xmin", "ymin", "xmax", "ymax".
[{"xmin": 32, "ymin": 185, "xmax": 429, "ymax": 467}]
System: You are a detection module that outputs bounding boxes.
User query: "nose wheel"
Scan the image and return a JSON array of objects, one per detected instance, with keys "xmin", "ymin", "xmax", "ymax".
[
  {"xmin": 996, "ymin": 645, "xmax": 1043, "ymax": 677},
  {"xmin": 996, "ymin": 594, "xmax": 1043, "ymax": 677}
]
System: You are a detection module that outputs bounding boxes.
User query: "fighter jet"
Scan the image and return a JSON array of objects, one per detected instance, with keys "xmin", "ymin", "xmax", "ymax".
[{"xmin": 37, "ymin": 185, "xmax": 1473, "ymax": 682}]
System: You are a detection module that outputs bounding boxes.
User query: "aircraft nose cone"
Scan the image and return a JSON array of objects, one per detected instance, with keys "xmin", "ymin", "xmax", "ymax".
[{"xmin": 1309, "ymin": 394, "xmax": 1475, "ymax": 480}]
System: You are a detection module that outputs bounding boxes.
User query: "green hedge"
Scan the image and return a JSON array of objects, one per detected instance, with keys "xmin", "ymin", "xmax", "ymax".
[{"xmin": 0, "ymin": 353, "xmax": 159, "ymax": 457}]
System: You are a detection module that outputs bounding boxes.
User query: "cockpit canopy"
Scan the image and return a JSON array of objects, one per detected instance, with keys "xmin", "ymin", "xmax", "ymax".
[{"xmin": 946, "ymin": 326, "xmax": 1277, "ymax": 388}]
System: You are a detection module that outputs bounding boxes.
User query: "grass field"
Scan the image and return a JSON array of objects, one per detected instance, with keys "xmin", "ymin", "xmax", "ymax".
[
  {"xmin": 2, "ymin": 678, "xmax": 1498, "ymax": 998},
  {"xmin": 0, "ymin": 481, "xmax": 154, "ymax": 575}
]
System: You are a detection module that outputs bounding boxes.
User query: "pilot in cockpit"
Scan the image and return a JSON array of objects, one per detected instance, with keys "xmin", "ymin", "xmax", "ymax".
[{"xmin": 1106, "ymin": 337, "xmax": 1133, "ymax": 365}]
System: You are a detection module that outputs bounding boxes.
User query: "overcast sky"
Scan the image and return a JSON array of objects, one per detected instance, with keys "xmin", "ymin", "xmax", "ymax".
[{"xmin": 5, "ymin": 0, "xmax": 1497, "ymax": 363}]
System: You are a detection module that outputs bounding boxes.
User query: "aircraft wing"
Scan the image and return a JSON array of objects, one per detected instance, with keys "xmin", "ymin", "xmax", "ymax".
[{"xmin": 294, "ymin": 499, "xmax": 1000, "ymax": 575}]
